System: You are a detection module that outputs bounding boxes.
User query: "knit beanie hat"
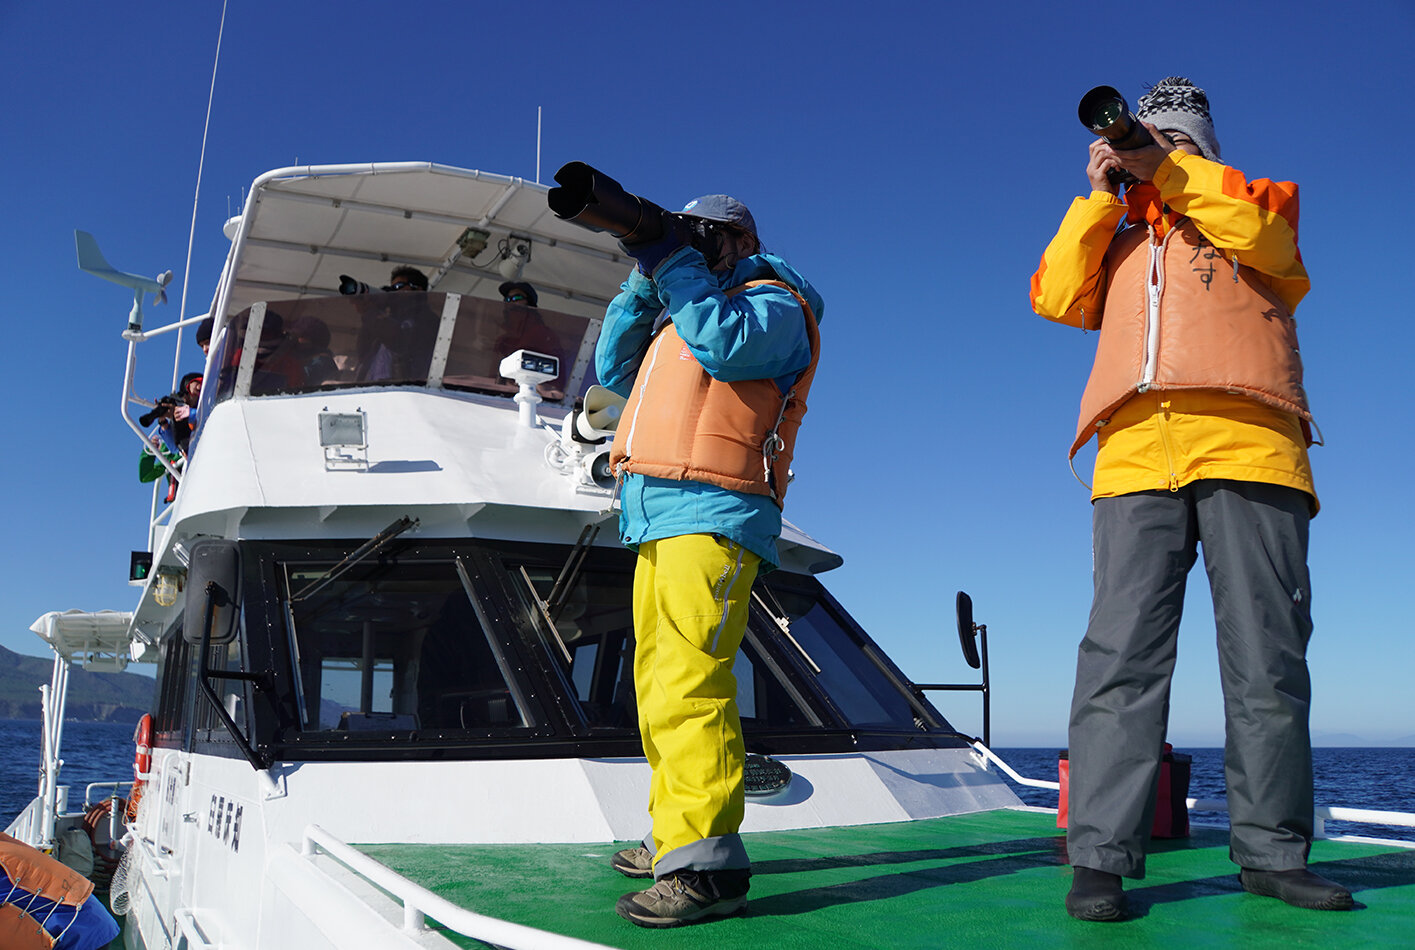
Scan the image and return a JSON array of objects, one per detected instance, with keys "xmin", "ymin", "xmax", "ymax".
[{"xmin": 1136, "ymin": 76, "xmax": 1221, "ymax": 161}]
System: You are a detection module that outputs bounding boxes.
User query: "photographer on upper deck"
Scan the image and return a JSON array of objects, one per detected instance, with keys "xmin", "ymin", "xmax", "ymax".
[
  {"xmin": 138, "ymin": 372, "xmax": 202, "ymax": 500},
  {"xmin": 351, "ymin": 265, "xmax": 438, "ymax": 382},
  {"xmin": 1030, "ymin": 76, "xmax": 1348, "ymax": 921},
  {"xmin": 595, "ymin": 194, "xmax": 824, "ymax": 928}
]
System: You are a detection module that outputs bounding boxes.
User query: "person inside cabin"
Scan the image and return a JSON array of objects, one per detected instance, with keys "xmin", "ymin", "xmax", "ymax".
[
  {"xmin": 499, "ymin": 280, "xmax": 539, "ymax": 307},
  {"xmin": 353, "ymin": 265, "xmax": 438, "ymax": 382},
  {"xmin": 596, "ymin": 194, "xmax": 824, "ymax": 927},
  {"xmin": 0, "ymin": 831, "xmax": 120, "ymax": 950},
  {"xmin": 494, "ymin": 280, "xmax": 567, "ymax": 395},
  {"xmin": 289, "ymin": 314, "xmax": 338, "ymax": 387},
  {"xmin": 1029, "ymin": 77, "xmax": 1349, "ymax": 921},
  {"xmin": 244, "ymin": 311, "xmax": 307, "ymax": 395},
  {"xmin": 196, "ymin": 315, "xmax": 214, "ymax": 356}
]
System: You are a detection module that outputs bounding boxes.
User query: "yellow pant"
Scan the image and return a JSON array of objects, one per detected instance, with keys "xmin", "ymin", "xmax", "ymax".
[{"xmin": 632, "ymin": 534, "xmax": 760, "ymax": 872}]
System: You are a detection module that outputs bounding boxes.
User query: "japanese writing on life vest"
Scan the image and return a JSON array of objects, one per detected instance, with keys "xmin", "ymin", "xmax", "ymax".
[{"xmin": 1189, "ymin": 235, "xmax": 1220, "ymax": 289}]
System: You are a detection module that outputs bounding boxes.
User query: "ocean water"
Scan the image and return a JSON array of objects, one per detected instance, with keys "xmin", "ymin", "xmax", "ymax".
[
  {"xmin": 1, "ymin": 720, "xmax": 137, "ymax": 827},
  {"xmin": 2, "ymin": 721, "xmax": 1412, "ymax": 843}
]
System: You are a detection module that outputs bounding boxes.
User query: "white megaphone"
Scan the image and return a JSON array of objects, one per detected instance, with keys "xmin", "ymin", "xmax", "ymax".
[{"xmin": 573, "ymin": 385, "xmax": 627, "ymax": 443}]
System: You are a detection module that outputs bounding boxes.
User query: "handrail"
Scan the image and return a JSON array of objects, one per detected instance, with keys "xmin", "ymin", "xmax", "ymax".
[
  {"xmin": 972, "ymin": 742, "xmax": 1415, "ymax": 842},
  {"xmin": 1316, "ymin": 805, "xmax": 1415, "ymax": 828},
  {"xmin": 82, "ymin": 781, "xmax": 136, "ymax": 808},
  {"xmin": 970, "ymin": 741, "xmax": 1060, "ymax": 791},
  {"xmin": 173, "ymin": 908, "xmax": 219, "ymax": 949},
  {"xmin": 300, "ymin": 825, "xmax": 616, "ymax": 950}
]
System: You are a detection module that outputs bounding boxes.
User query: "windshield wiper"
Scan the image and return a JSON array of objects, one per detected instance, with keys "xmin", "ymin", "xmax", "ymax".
[
  {"xmin": 752, "ymin": 587, "xmax": 822, "ymax": 674},
  {"xmin": 546, "ymin": 523, "xmax": 600, "ymax": 621},
  {"xmin": 289, "ymin": 516, "xmax": 418, "ymax": 602}
]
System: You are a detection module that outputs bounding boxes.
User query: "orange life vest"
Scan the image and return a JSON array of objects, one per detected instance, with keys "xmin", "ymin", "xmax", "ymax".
[
  {"xmin": 0, "ymin": 832, "xmax": 95, "ymax": 950},
  {"xmin": 610, "ymin": 280, "xmax": 820, "ymax": 506},
  {"xmin": 1072, "ymin": 218, "xmax": 1311, "ymax": 457}
]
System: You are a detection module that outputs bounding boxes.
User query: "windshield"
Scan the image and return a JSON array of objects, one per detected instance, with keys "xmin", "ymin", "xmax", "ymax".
[
  {"xmin": 215, "ymin": 539, "xmax": 963, "ymax": 761},
  {"xmin": 282, "ymin": 557, "xmax": 538, "ymax": 735},
  {"xmin": 201, "ymin": 293, "xmax": 597, "ymax": 410}
]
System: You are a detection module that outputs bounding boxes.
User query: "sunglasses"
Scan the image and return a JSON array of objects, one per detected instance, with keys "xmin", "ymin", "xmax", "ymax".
[
  {"xmin": 506, "ymin": 293, "xmax": 529, "ymax": 303},
  {"xmin": 385, "ymin": 281, "xmax": 421, "ymax": 292}
]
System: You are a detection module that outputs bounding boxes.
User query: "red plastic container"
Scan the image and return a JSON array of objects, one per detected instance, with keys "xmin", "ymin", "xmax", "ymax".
[{"xmin": 1057, "ymin": 743, "xmax": 1191, "ymax": 839}]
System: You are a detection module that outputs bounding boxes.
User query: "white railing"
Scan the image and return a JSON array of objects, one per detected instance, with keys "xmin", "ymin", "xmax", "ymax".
[
  {"xmin": 174, "ymin": 908, "xmax": 220, "ymax": 949},
  {"xmin": 4, "ymin": 796, "xmax": 43, "ymax": 842},
  {"xmin": 300, "ymin": 825, "xmax": 617, "ymax": 950},
  {"xmin": 973, "ymin": 741, "xmax": 1415, "ymax": 844},
  {"xmin": 971, "ymin": 742, "xmax": 1060, "ymax": 791},
  {"xmin": 83, "ymin": 781, "xmax": 136, "ymax": 809}
]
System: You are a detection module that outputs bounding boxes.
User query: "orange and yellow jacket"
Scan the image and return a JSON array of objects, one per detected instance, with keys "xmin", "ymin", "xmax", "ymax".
[{"xmin": 1029, "ymin": 149, "xmax": 1317, "ymax": 510}]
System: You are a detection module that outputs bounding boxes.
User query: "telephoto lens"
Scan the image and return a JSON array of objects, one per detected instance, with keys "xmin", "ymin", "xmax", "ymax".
[
  {"xmin": 338, "ymin": 275, "xmax": 373, "ymax": 295},
  {"xmin": 1077, "ymin": 85, "xmax": 1154, "ymax": 185},
  {"xmin": 1078, "ymin": 86, "xmax": 1154, "ymax": 151},
  {"xmin": 548, "ymin": 162, "xmax": 665, "ymax": 244}
]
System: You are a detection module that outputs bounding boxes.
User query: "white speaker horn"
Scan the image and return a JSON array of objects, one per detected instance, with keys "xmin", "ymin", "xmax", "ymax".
[{"xmin": 577, "ymin": 385, "xmax": 627, "ymax": 439}]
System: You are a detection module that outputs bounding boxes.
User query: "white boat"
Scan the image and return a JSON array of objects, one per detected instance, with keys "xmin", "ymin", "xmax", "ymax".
[{"xmin": 10, "ymin": 161, "xmax": 1415, "ymax": 950}]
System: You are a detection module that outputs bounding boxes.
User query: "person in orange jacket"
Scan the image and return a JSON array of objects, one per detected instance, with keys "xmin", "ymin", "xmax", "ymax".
[{"xmin": 1030, "ymin": 77, "xmax": 1350, "ymax": 921}]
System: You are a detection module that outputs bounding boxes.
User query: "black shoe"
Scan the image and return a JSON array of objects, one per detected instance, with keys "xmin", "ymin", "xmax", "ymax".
[
  {"xmin": 1066, "ymin": 866, "xmax": 1127, "ymax": 922},
  {"xmin": 615, "ymin": 869, "xmax": 749, "ymax": 928},
  {"xmin": 1239, "ymin": 868, "xmax": 1354, "ymax": 910}
]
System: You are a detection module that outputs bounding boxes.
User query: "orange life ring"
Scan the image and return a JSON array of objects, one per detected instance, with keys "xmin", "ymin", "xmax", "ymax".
[
  {"xmin": 126, "ymin": 713, "xmax": 154, "ymax": 823},
  {"xmin": 133, "ymin": 713, "xmax": 153, "ymax": 785}
]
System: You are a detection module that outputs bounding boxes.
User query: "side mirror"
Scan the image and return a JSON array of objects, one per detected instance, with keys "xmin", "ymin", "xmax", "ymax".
[
  {"xmin": 956, "ymin": 590, "xmax": 981, "ymax": 670},
  {"xmin": 184, "ymin": 540, "xmax": 241, "ymax": 644}
]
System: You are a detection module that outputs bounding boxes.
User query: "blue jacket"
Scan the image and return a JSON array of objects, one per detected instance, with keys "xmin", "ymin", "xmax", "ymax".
[{"xmin": 596, "ymin": 245, "xmax": 824, "ymax": 567}]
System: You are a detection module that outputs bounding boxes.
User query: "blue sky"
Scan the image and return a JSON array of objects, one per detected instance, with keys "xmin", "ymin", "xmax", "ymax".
[{"xmin": 3, "ymin": 1, "xmax": 1412, "ymax": 747}]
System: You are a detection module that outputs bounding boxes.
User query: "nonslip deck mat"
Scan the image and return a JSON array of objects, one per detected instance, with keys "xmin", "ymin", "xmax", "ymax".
[{"xmin": 358, "ymin": 809, "xmax": 1415, "ymax": 949}]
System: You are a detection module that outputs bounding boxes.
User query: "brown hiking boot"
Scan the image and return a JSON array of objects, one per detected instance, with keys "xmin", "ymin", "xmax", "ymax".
[
  {"xmin": 615, "ymin": 870, "xmax": 749, "ymax": 928},
  {"xmin": 609, "ymin": 847, "xmax": 654, "ymax": 879}
]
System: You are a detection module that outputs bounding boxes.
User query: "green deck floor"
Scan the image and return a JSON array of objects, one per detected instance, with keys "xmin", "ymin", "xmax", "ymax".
[{"xmin": 358, "ymin": 809, "xmax": 1415, "ymax": 949}]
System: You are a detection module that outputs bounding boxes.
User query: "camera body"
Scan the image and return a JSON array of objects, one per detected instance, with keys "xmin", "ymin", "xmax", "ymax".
[
  {"xmin": 1078, "ymin": 85, "xmax": 1156, "ymax": 187},
  {"xmin": 139, "ymin": 393, "xmax": 183, "ymax": 428},
  {"xmin": 548, "ymin": 162, "xmax": 729, "ymax": 268}
]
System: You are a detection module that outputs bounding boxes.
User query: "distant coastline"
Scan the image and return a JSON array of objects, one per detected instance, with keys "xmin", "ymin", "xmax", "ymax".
[{"xmin": 0, "ymin": 643, "xmax": 154, "ymax": 723}]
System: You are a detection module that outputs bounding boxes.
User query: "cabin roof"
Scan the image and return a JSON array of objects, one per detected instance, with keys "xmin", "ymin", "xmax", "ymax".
[{"xmin": 218, "ymin": 162, "xmax": 634, "ymax": 321}]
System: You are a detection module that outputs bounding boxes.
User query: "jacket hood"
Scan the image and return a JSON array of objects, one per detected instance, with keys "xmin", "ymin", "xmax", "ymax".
[{"xmin": 726, "ymin": 253, "xmax": 826, "ymax": 324}]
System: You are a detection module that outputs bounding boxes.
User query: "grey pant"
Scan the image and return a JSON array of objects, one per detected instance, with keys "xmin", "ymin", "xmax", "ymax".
[{"xmin": 1067, "ymin": 480, "xmax": 1315, "ymax": 878}]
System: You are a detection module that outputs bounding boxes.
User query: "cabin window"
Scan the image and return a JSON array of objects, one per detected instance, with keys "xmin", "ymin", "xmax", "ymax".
[
  {"xmin": 755, "ymin": 581, "xmax": 924, "ymax": 730},
  {"xmin": 153, "ymin": 625, "xmax": 190, "ymax": 742},
  {"xmin": 510, "ymin": 560, "xmax": 818, "ymax": 733},
  {"xmin": 193, "ymin": 638, "xmax": 248, "ymax": 737},
  {"xmin": 200, "ymin": 294, "xmax": 598, "ymax": 410},
  {"xmin": 282, "ymin": 558, "xmax": 536, "ymax": 733}
]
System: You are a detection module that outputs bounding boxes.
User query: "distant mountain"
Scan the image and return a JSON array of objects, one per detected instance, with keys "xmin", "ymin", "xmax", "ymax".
[{"xmin": 0, "ymin": 643, "xmax": 154, "ymax": 723}]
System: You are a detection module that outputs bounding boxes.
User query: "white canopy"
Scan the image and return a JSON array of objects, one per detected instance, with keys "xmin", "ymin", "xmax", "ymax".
[
  {"xmin": 30, "ymin": 608, "xmax": 144, "ymax": 671},
  {"xmin": 217, "ymin": 162, "xmax": 635, "ymax": 321}
]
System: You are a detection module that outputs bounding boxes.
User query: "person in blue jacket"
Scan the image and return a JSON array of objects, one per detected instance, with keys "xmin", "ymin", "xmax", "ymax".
[{"xmin": 596, "ymin": 194, "xmax": 823, "ymax": 928}]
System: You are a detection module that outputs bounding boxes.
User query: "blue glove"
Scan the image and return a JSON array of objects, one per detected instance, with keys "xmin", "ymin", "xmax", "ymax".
[{"xmin": 620, "ymin": 211, "xmax": 689, "ymax": 276}]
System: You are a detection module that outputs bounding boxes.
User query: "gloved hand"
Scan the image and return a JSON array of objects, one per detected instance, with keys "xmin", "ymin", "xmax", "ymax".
[{"xmin": 620, "ymin": 211, "xmax": 689, "ymax": 276}]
